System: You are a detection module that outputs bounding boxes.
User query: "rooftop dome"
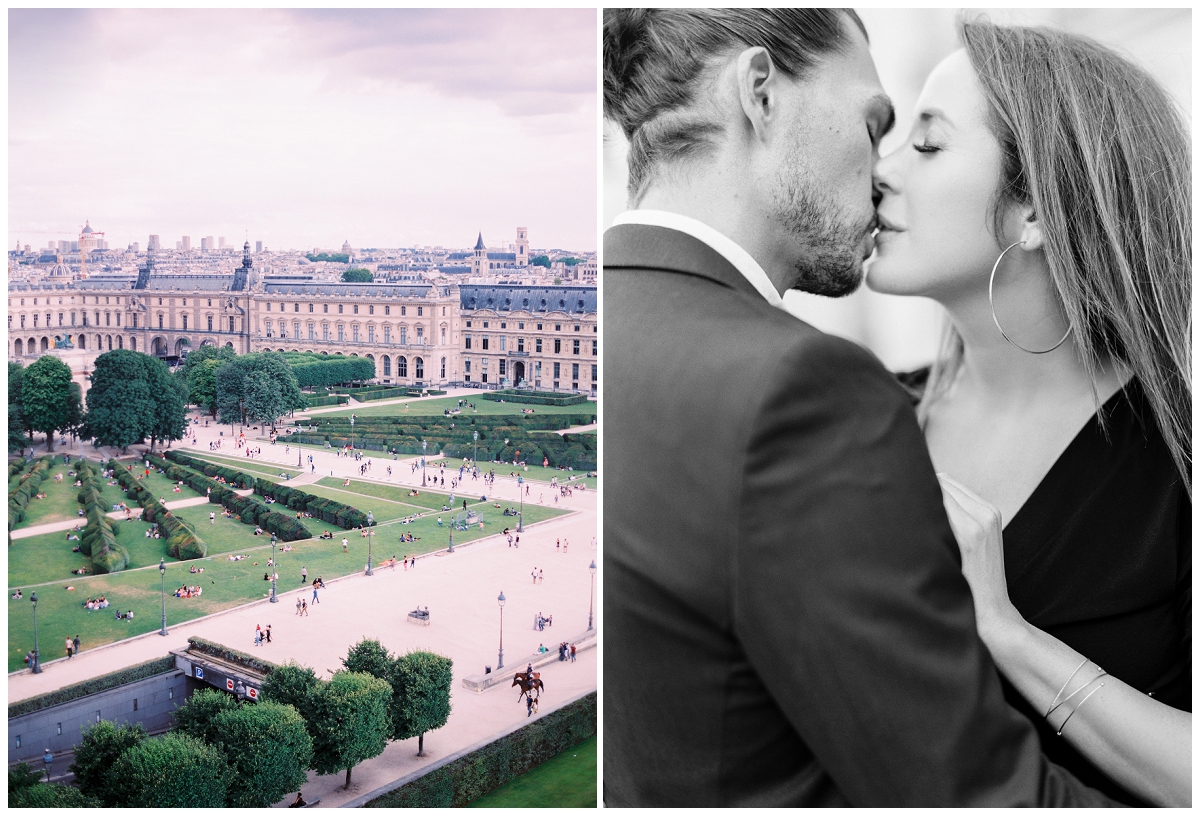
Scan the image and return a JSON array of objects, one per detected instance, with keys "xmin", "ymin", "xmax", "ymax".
[
  {"xmin": 81, "ymin": 221, "xmax": 94, "ymax": 234},
  {"xmin": 48, "ymin": 262, "xmax": 72, "ymax": 277}
]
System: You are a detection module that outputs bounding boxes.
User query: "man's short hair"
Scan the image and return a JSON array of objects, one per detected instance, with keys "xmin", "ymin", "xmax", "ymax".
[{"xmin": 605, "ymin": 9, "xmax": 866, "ymax": 204}]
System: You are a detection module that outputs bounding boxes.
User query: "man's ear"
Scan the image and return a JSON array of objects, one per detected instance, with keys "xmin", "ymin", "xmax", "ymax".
[{"xmin": 736, "ymin": 47, "xmax": 777, "ymax": 142}]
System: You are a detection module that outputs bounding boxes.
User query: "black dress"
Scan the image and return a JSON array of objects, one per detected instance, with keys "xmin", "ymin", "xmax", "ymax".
[{"xmin": 903, "ymin": 372, "xmax": 1191, "ymax": 806}]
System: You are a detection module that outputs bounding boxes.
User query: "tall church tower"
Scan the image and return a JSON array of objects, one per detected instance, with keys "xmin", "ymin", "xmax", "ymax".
[
  {"xmin": 515, "ymin": 227, "xmax": 529, "ymax": 267},
  {"xmin": 232, "ymin": 241, "xmax": 252, "ymax": 291},
  {"xmin": 472, "ymin": 232, "xmax": 486, "ymax": 276}
]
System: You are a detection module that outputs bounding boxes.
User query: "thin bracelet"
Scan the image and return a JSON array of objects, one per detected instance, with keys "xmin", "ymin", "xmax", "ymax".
[
  {"xmin": 1057, "ymin": 682, "xmax": 1105, "ymax": 737},
  {"xmin": 1046, "ymin": 670, "xmax": 1107, "ymax": 719},
  {"xmin": 1045, "ymin": 657, "xmax": 1090, "ymax": 717}
]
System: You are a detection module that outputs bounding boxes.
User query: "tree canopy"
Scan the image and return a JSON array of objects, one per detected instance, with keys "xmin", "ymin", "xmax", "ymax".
[
  {"xmin": 84, "ymin": 350, "xmax": 187, "ymax": 452},
  {"xmin": 308, "ymin": 670, "xmax": 392, "ymax": 789},
  {"xmin": 531, "ymin": 255, "xmax": 551, "ymax": 268},
  {"xmin": 21, "ymin": 355, "xmax": 75, "ymax": 451},
  {"xmin": 183, "ymin": 344, "xmax": 237, "ymax": 416},
  {"xmin": 111, "ymin": 732, "xmax": 230, "ymax": 807},
  {"xmin": 342, "ymin": 639, "xmax": 453, "ymax": 756},
  {"xmin": 306, "ymin": 252, "xmax": 350, "ymax": 263},
  {"xmin": 215, "ymin": 353, "xmax": 305, "ymax": 428},
  {"xmin": 69, "ymin": 721, "xmax": 147, "ymax": 806},
  {"xmin": 342, "ymin": 268, "xmax": 374, "ymax": 283},
  {"xmin": 213, "ymin": 702, "xmax": 314, "ymax": 807}
]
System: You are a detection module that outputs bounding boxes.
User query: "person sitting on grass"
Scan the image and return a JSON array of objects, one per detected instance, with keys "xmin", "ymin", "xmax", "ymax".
[
  {"xmin": 11, "ymin": 589, "xmax": 22, "ymax": 600},
  {"xmin": 99, "ymin": 596, "xmax": 108, "ymax": 608},
  {"xmin": 71, "ymin": 568, "xmax": 89, "ymax": 576}
]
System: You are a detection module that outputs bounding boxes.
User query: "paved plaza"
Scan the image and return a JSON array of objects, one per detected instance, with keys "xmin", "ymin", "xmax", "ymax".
[{"xmin": 9, "ymin": 388, "xmax": 598, "ymax": 806}]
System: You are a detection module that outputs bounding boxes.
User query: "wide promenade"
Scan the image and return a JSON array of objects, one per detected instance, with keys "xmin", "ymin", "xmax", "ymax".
[{"xmin": 9, "ymin": 389, "xmax": 598, "ymax": 807}]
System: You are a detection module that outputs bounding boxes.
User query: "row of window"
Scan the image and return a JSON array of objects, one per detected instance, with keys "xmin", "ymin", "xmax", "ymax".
[
  {"xmin": 465, "ymin": 320, "xmax": 595, "ymax": 333},
  {"xmin": 462, "ymin": 359, "xmax": 597, "ymax": 380},
  {"xmin": 12, "ymin": 334, "xmax": 136, "ymax": 354},
  {"xmin": 12, "ymin": 295, "xmax": 126, "ymax": 307},
  {"xmin": 261, "ymin": 322, "xmax": 442, "ymax": 344},
  {"xmin": 464, "ymin": 336, "xmax": 596, "ymax": 355},
  {"xmin": 264, "ymin": 302, "xmax": 440, "ymax": 316},
  {"xmin": 10, "ymin": 311, "xmax": 124, "ymax": 329}
]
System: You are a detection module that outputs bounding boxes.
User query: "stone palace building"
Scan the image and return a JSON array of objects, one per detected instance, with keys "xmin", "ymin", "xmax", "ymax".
[{"xmin": 8, "ymin": 242, "xmax": 597, "ymax": 395}]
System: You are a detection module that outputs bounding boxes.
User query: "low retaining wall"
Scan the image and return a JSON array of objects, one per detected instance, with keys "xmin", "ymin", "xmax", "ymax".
[
  {"xmin": 461, "ymin": 630, "xmax": 596, "ymax": 692},
  {"xmin": 8, "ymin": 668, "xmax": 192, "ymax": 763}
]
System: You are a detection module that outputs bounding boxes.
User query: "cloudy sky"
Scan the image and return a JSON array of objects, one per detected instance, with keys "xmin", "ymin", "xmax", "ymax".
[{"xmin": 10, "ymin": 9, "xmax": 598, "ymax": 253}]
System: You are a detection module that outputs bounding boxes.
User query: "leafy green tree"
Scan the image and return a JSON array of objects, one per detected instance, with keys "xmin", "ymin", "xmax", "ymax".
[
  {"xmin": 262, "ymin": 661, "xmax": 320, "ymax": 718},
  {"xmin": 562, "ymin": 257, "xmax": 581, "ymax": 266},
  {"xmin": 21, "ymin": 355, "xmax": 75, "ymax": 451},
  {"xmin": 212, "ymin": 702, "xmax": 314, "ymax": 807},
  {"xmin": 112, "ymin": 732, "xmax": 230, "ymax": 807},
  {"xmin": 215, "ymin": 353, "xmax": 305, "ymax": 429},
  {"xmin": 306, "ymin": 252, "xmax": 350, "ymax": 263},
  {"xmin": 244, "ymin": 370, "xmax": 285, "ymax": 429},
  {"xmin": 173, "ymin": 687, "xmax": 241, "ymax": 745},
  {"xmin": 309, "ymin": 671, "xmax": 392, "ymax": 789},
  {"xmin": 392, "ymin": 651, "xmax": 453, "ymax": 756},
  {"xmin": 531, "ymin": 255, "xmax": 550, "ymax": 268},
  {"xmin": 84, "ymin": 350, "xmax": 157, "ymax": 452},
  {"xmin": 215, "ymin": 360, "xmax": 246, "ymax": 429},
  {"xmin": 183, "ymin": 345, "xmax": 236, "ymax": 416},
  {"xmin": 9, "ymin": 403, "xmax": 27, "ymax": 454},
  {"xmin": 9, "ymin": 763, "xmax": 101, "ymax": 807},
  {"xmin": 343, "ymin": 638, "xmax": 394, "ymax": 679},
  {"xmin": 69, "ymin": 720, "xmax": 147, "ymax": 805},
  {"xmin": 342, "ymin": 268, "xmax": 374, "ymax": 283},
  {"xmin": 63, "ymin": 382, "xmax": 84, "ymax": 442},
  {"xmin": 148, "ymin": 364, "xmax": 189, "ymax": 450}
]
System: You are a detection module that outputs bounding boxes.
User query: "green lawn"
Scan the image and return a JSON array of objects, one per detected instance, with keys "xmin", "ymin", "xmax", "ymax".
[
  {"xmin": 467, "ymin": 736, "xmax": 596, "ymax": 808},
  {"xmin": 317, "ymin": 395, "xmax": 597, "ymax": 419},
  {"xmin": 9, "ymin": 491, "xmax": 569, "ymax": 672},
  {"xmin": 314, "ymin": 477, "xmax": 486, "ymax": 513},
  {"xmin": 439, "ymin": 459, "xmax": 597, "ymax": 491},
  {"xmin": 185, "ymin": 452, "xmax": 302, "ymax": 479},
  {"xmin": 11, "ymin": 461, "xmax": 141, "ymax": 530}
]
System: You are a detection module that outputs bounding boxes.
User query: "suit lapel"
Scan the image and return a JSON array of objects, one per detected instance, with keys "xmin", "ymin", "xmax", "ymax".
[{"xmin": 604, "ymin": 224, "xmax": 764, "ymax": 302}]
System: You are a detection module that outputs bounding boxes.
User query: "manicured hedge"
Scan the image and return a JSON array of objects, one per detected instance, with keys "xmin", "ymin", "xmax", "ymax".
[
  {"xmin": 78, "ymin": 460, "xmax": 130, "ymax": 573},
  {"xmin": 253, "ymin": 479, "xmax": 373, "ymax": 529},
  {"xmin": 356, "ymin": 387, "xmax": 417, "ymax": 402},
  {"xmin": 188, "ymin": 637, "xmax": 277, "ymax": 677},
  {"xmin": 279, "ymin": 353, "xmax": 375, "ymax": 389},
  {"xmin": 150, "ymin": 454, "xmax": 311, "ymax": 542},
  {"xmin": 9, "ymin": 656, "xmax": 178, "ymax": 718},
  {"xmin": 483, "ymin": 389, "xmax": 589, "ymax": 406},
  {"xmin": 364, "ymin": 691, "xmax": 596, "ymax": 807},
  {"xmin": 163, "ymin": 450, "xmax": 255, "ymax": 488},
  {"xmin": 8, "ymin": 455, "xmax": 54, "ymax": 530},
  {"xmin": 300, "ymin": 395, "xmax": 348, "ymax": 408},
  {"xmin": 108, "ymin": 459, "xmax": 208, "ymax": 560}
]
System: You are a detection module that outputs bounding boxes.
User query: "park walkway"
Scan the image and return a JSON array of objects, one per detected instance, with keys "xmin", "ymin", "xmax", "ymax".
[
  {"xmin": 10, "ymin": 496, "xmax": 212, "ymax": 540},
  {"xmin": 10, "ymin": 408, "xmax": 598, "ymax": 807}
]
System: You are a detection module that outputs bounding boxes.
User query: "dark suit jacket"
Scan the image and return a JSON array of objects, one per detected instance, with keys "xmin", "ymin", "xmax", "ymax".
[{"xmin": 602, "ymin": 224, "xmax": 1115, "ymax": 807}]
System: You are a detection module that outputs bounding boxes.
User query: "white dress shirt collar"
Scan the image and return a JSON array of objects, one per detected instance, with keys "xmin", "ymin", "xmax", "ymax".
[{"xmin": 610, "ymin": 209, "xmax": 786, "ymax": 309}]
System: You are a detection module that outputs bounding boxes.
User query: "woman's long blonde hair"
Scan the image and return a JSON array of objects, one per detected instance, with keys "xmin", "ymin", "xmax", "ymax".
[{"xmin": 921, "ymin": 19, "xmax": 1191, "ymax": 495}]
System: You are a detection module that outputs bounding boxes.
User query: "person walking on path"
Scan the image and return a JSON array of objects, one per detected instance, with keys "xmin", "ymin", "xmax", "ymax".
[
  {"xmin": 210, "ymin": 511, "xmax": 215, "ymax": 524},
  {"xmin": 312, "ymin": 583, "xmax": 320, "ymax": 604},
  {"xmin": 265, "ymin": 625, "xmax": 272, "ymax": 644},
  {"xmin": 532, "ymin": 568, "xmax": 538, "ymax": 584},
  {"xmin": 296, "ymin": 597, "xmax": 302, "ymax": 616},
  {"xmin": 301, "ymin": 567, "xmax": 308, "ymax": 584},
  {"xmin": 342, "ymin": 537, "xmax": 349, "ymax": 554},
  {"xmin": 570, "ymin": 643, "xmax": 577, "ymax": 662},
  {"xmin": 254, "ymin": 629, "xmax": 263, "ymax": 647},
  {"xmin": 66, "ymin": 637, "xmax": 74, "ymax": 659},
  {"xmin": 301, "ymin": 599, "xmax": 308, "ymax": 616},
  {"xmin": 73, "ymin": 635, "xmax": 80, "ymax": 656}
]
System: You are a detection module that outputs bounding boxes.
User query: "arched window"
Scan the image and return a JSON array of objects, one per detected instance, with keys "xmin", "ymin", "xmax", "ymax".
[
  {"xmin": 398, "ymin": 356, "xmax": 408, "ymax": 377},
  {"xmin": 383, "ymin": 355, "xmax": 391, "ymax": 376},
  {"xmin": 415, "ymin": 357, "xmax": 424, "ymax": 379},
  {"xmin": 78, "ymin": 335, "xmax": 86, "ymax": 350},
  {"xmin": 118, "ymin": 336, "xmax": 124, "ymax": 349},
  {"xmin": 13, "ymin": 339, "xmax": 22, "ymax": 356},
  {"xmin": 130, "ymin": 337, "xmax": 137, "ymax": 351},
  {"xmin": 440, "ymin": 357, "xmax": 446, "ymax": 379}
]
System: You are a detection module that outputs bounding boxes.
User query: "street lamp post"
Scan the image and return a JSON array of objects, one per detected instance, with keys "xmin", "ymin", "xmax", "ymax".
[
  {"xmin": 473, "ymin": 430, "xmax": 478, "ymax": 470},
  {"xmin": 517, "ymin": 475, "xmax": 524, "ymax": 533},
  {"xmin": 422, "ymin": 440, "xmax": 427, "ymax": 487},
  {"xmin": 588, "ymin": 560, "xmax": 597, "ymax": 631},
  {"xmin": 159, "ymin": 558, "xmax": 169, "ymax": 636},
  {"xmin": 448, "ymin": 529, "xmax": 453, "ymax": 553},
  {"xmin": 30, "ymin": 592, "xmax": 41, "ymax": 674},
  {"xmin": 269, "ymin": 534, "xmax": 278, "ymax": 603},
  {"xmin": 497, "ymin": 591, "xmax": 506, "ymax": 670},
  {"xmin": 366, "ymin": 529, "xmax": 374, "ymax": 576}
]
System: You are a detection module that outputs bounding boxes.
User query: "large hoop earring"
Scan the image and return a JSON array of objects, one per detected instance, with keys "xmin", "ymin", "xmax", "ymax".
[{"xmin": 988, "ymin": 241, "xmax": 1072, "ymax": 355}]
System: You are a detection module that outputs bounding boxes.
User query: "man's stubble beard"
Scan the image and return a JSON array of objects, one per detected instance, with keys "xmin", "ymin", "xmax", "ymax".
[{"xmin": 769, "ymin": 151, "xmax": 870, "ymax": 299}]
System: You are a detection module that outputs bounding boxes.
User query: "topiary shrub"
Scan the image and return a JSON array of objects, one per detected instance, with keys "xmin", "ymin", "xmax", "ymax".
[{"xmin": 111, "ymin": 732, "xmax": 230, "ymax": 807}]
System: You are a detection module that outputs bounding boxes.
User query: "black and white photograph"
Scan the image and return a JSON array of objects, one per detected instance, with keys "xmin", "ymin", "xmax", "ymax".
[{"xmin": 603, "ymin": 8, "xmax": 1190, "ymax": 807}]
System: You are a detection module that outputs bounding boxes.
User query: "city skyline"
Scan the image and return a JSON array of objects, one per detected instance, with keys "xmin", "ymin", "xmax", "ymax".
[{"xmin": 9, "ymin": 9, "xmax": 598, "ymax": 252}]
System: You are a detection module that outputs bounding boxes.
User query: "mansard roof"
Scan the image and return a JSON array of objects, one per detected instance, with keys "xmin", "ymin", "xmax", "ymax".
[{"xmin": 459, "ymin": 284, "xmax": 596, "ymax": 314}]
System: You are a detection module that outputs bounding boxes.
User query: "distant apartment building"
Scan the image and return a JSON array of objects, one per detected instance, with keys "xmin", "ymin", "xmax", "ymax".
[
  {"xmin": 148, "ymin": 235, "xmax": 161, "ymax": 251},
  {"xmin": 181, "ymin": 236, "xmax": 191, "ymax": 251}
]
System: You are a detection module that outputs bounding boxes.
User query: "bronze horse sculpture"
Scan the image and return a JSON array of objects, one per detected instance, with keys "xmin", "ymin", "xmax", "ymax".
[{"xmin": 512, "ymin": 671, "xmax": 545, "ymax": 702}]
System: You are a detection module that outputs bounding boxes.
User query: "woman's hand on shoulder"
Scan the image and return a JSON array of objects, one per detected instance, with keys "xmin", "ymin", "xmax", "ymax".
[{"xmin": 937, "ymin": 474, "xmax": 1023, "ymax": 643}]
